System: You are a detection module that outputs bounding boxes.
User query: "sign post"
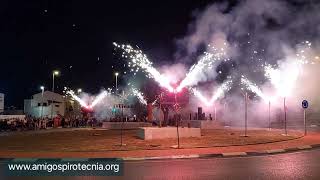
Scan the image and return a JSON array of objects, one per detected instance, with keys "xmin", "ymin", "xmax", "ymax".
[{"xmin": 302, "ymin": 100, "xmax": 308, "ymax": 136}]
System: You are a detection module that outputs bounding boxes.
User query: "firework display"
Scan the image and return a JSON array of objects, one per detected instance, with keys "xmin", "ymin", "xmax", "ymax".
[
  {"xmin": 66, "ymin": 37, "xmax": 318, "ymax": 122},
  {"xmin": 131, "ymin": 88, "xmax": 147, "ymax": 105},
  {"xmin": 177, "ymin": 43, "xmax": 229, "ymax": 92},
  {"xmin": 65, "ymin": 89, "xmax": 109, "ymax": 109},
  {"xmin": 240, "ymin": 76, "xmax": 271, "ymax": 103},
  {"xmin": 191, "ymin": 78, "xmax": 232, "ymax": 106},
  {"xmin": 113, "ymin": 42, "xmax": 174, "ymax": 92}
]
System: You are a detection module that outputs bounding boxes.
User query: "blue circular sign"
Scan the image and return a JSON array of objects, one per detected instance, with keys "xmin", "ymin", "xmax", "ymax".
[{"xmin": 302, "ymin": 100, "xmax": 308, "ymax": 109}]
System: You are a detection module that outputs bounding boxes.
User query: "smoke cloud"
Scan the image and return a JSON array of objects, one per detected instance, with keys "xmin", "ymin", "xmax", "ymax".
[{"xmin": 174, "ymin": 0, "xmax": 320, "ymax": 126}]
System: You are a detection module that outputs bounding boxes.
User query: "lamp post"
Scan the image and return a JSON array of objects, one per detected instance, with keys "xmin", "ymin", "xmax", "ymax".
[
  {"xmin": 245, "ymin": 92, "xmax": 248, "ymax": 137},
  {"xmin": 174, "ymin": 92, "xmax": 180, "ymax": 149},
  {"xmin": 268, "ymin": 100, "xmax": 271, "ymax": 130},
  {"xmin": 115, "ymin": 72, "xmax": 119, "ymax": 94},
  {"xmin": 40, "ymin": 86, "xmax": 44, "ymax": 118},
  {"xmin": 284, "ymin": 97, "xmax": 287, "ymax": 136},
  {"xmin": 51, "ymin": 70, "xmax": 59, "ymax": 119},
  {"xmin": 158, "ymin": 93, "xmax": 163, "ymax": 128},
  {"xmin": 304, "ymin": 108, "xmax": 307, "ymax": 136},
  {"xmin": 214, "ymin": 105, "xmax": 217, "ymax": 121},
  {"xmin": 52, "ymin": 71, "xmax": 59, "ymax": 92},
  {"xmin": 241, "ymin": 91, "xmax": 248, "ymax": 137}
]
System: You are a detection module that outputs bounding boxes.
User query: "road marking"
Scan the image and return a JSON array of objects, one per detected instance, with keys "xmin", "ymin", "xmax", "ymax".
[
  {"xmin": 222, "ymin": 152, "xmax": 247, "ymax": 157},
  {"xmin": 266, "ymin": 149, "xmax": 285, "ymax": 154},
  {"xmin": 122, "ymin": 157, "xmax": 146, "ymax": 161},
  {"xmin": 298, "ymin": 145, "xmax": 312, "ymax": 150}
]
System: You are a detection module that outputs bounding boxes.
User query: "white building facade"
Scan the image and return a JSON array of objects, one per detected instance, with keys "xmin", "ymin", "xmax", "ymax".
[{"xmin": 24, "ymin": 91, "xmax": 65, "ymax": 118}]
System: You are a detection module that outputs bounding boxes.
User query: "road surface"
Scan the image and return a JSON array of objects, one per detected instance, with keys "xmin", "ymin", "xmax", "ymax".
[{"xmin": 1, "ymin": 148, "xmax": 320, "ymax": 180}]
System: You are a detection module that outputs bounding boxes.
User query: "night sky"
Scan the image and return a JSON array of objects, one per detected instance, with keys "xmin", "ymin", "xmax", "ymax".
[{"xmin": 0, "ymin": 0, "xmax": 222, "ymax": 108}]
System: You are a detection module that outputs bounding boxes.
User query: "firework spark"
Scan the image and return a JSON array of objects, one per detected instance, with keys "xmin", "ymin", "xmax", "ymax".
[
  {"xmin": 192, "ymin": 78, "xmax": 232, "ymax": 106},
  {"xmin": 66, "ymin": 90, "xmax": 90, "ymax": 108},
  {"xmin": 114, "ymin": 42, "xmax": 229, "ymax": 93},
  {"xmin": 263, "ymin": 40, "xmax": 315, "ymax": 98},
  {"xmin": 66, "ymin": 90, "xmax": 109, "ymax": 109},
  {"xmin": 176, "ymin": 44, "xmax": 229, "ymax": 92},
  {"xmin": 131, "ymin": 88, "xmax": 147, "ymax": 105},
  {"xmin": 240, "ymin": 76, "xmax": 273, "ymax": 103},
  {"xmin": 89, "ymin": 91, "xmax": 109, "ymax": 108},
  {"xmin": 113, "ymin": 42, "xmax": 174, "ymax": 92}
]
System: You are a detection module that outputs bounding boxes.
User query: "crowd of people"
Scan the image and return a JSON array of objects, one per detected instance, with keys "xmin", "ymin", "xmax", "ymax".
[{"xmin": 0, "ymin": 115, "xmax": 100, "ymax": 132}]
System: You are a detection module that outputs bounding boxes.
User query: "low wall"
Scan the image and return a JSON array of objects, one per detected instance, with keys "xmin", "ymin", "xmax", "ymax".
[
  {"xmin": 102, "ymin": 122, "xmax": 152, "ymax": 130},
  {"xmin": 137, "ymin": 127, "xmax": 201, "ymax": 140},
  {"xmin": 0, "ymin": 115, "xmax": 25, "ymax": 120}
]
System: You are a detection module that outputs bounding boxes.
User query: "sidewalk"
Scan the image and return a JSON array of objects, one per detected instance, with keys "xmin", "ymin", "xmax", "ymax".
[{"xmin": 1, "ymin": 132, "xmax": 319, "ymax": 159}]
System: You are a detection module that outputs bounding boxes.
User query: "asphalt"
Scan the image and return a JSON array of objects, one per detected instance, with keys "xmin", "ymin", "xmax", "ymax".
[{"xmin": 0, "ymin": 148, "xmax": 320, "ymax": 180}]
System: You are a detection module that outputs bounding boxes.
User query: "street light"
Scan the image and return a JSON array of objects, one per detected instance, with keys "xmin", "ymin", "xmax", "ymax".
[
  {"xmin": 51, "ymin": 70, "xmax": 59, "ymax": 119},
  {"xmin": 40, "ymin": 86, "xmax": 45, "ymax": 118},
  {"xmin": 77, "ymin": 88, "xmax": 82, "ymax": 94},
  {"xmin": 52, "ymin": 70, "xmax": 60, "ymax": 92},
  {"xmin": 115, "ymin": 72, "xmax": 119, "ymax": 94}
]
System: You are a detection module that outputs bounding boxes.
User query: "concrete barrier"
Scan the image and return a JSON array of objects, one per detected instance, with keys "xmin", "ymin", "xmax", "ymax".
[
  {"xmin": 137, "ymin": 127, "xmax": 201, "ymax": 140},
  {"xmin": 102, "ymin": 122, "xmax": 152, "ymax": 130}
]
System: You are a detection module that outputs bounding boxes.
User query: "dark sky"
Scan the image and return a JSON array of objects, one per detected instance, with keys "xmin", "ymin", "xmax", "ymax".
[{"xmin": 0, "ymin": 0, "xmax": 220, "ymax": 108}]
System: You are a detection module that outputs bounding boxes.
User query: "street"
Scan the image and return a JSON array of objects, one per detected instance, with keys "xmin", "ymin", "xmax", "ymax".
[{"xmin": 0, "ymin": 148, "xmax": 319, "ymax": 180}]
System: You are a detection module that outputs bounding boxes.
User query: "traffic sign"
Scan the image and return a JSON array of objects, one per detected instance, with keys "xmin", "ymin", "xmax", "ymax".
[{"xmin": 302, "ymin": 100, "xmax": 308, "ymax": 109}]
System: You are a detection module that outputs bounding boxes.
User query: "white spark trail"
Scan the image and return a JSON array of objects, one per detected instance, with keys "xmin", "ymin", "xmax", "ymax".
[
  {"xmin": 131, "ymin": 88, "xmax": 147, "ymax": 105},
  {"xmin": 177, "ymin": 44, "xmax": 229, "ymax": 92},
  {"xmin": 113, "ymin": 42, "xmax": 174, "ymax": 92},
  {"xmin": 192, "ymin": 79, "xmax": 232, "ymax": 106},
  {"xmin": 66, "ymin": 90, "xmax": 89, "ymax": 108},
  {"xmin": 240, "ymin": 76, "xmax": 274, "ymax": 103},
  {"xmin": 89, "ymin": 91, "xmax": 109, "ymax": 108}
]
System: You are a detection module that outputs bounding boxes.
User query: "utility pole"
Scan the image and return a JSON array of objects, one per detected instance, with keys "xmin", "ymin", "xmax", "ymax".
[
  {"xmin": 245, "ymin": 92, "xmax": 248, "ymax": 137},
  {"xmin": 268, "ymin": 100, "xmax": 271, "ymax": 130},
  {"xmin": 284, "ymin": 97, "xmax": 287, "ymax": 136}
]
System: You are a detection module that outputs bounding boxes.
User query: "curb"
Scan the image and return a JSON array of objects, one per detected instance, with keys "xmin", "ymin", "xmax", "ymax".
[
  {"xmin": 120, "ymin": 143, "xmax": 320, "ymax": 161},
  {"xmin": 1, "ymin": 144, "xmax": 320, "ymax": 162}
]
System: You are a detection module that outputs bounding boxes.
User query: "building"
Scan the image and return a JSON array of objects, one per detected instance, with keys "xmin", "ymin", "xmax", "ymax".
[
  {"xmin": 0, "ymin": 93, "xmax": 4, "ymax": 114},
  {"xmin": 24, "ymin": 91, "xmax": 65, "ymax": 118}
]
